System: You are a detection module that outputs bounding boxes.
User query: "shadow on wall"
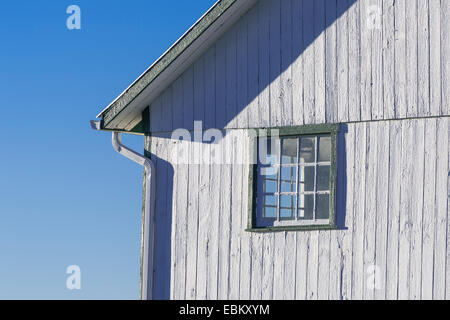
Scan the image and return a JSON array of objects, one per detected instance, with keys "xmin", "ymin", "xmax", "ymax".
[
  {"xmin": 151, "ymin": 0, "xmax": 359, "ymax": 132},
  {"xmin": 145, "ymin": 142, "xmax": 174, "ymax": 300},
  {"xmin": 148, "ymin": 0, "xmax": 360, "ymax": 299},
  {"xmin": 336, "ymin": 124, "xmax": 348, "ymax": 230}
]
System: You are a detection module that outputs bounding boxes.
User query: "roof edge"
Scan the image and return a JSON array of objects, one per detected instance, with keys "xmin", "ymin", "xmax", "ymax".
[{"xmin": 98, "ymin": 0, "xmax": 238, "ymax": 126}]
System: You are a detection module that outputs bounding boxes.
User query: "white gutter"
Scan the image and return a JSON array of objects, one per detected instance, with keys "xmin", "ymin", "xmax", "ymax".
[
  {"xmin": 91, "ymin": 120, "xmax": 156, "ymax": 300},
  {"xmin": 111, "ymin": 132, "xmax": 156, "ymax": 300}
]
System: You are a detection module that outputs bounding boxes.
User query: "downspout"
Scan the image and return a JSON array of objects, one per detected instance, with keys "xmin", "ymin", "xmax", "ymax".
[
  {"xmin": 91, "ymin": 120, "xmax": 156, "ymax": 300},
  {"xmin": 111, "ymin": 132, "xmax": 156, "ymax": 300}
]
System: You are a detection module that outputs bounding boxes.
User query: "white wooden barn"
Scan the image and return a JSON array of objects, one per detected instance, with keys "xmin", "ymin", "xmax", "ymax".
[{"xmin": 91, "ymin": 0, "xmax": 450, "ymax": 300}]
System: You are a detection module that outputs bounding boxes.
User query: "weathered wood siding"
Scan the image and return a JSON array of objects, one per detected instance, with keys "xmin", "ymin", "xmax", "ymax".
[
  {"xmin": 145, "ymin": 0, "xmax": 450, "ymax": 300},
  {"xmin": 149, "ymin": 0, "xmax": 449, "ymax": 132},
  {"xmin": 149, "ymin": 118, "xmax": 449, "ymax": 300}
]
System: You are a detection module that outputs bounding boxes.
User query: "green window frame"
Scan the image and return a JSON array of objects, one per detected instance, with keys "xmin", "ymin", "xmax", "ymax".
[{"xmin": 247, "ymin": 124, "xmax": 339, "ymax": 233}]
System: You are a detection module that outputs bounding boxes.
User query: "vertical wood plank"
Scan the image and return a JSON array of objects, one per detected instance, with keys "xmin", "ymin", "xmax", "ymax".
[
  {"xmin": 283, "ymin": 232, "xmax": 297, "ymax": 299},
  {"xmin": 385, "ymin": 120, "xmax": 402, "ymax": 300},
  {"xmin": 218, "ymin": 136, "xmax": 232, "ymax": 299},
  {"xmin": 394, "ymin": 0, "xmax": 407, "ymax": 118},
  {"xmin": 273, "ymin": 232, "xmax": 286, "ymax": 299},
  {"xmin": 175, "ymin": 138, "xmax": 189, "ymax": 299},
  {"xmin": 196, "ymin": 140, "xmax": 210, "ymax": 300},
  {"xmin": 340, "ymin": 123, "xmax": 355, "ymax": 300},
  {"xmin": 442, "ymin": 0, "xmax": 450, "ymax": 116},
  {"xmin": 207, "ymin": 148, "xmax": 221, "ymax": 299},
  {"xmin": 307, "ymin": 232, "xmax": 319, "ymax": 299},
  {"xmin": 229, "ymin": 132, "xmax": 243, "ymax": 299},
  {"xmin": 371, "ymin": 0, "xmax": 383, "ymax": 120},
  {"xmin": 269, "ymin": 0, "xmax": 282, "ymax": 127},
  {"xmin": 295, "ymin": 232, "xmax": 309, "ymax": 300},
  {"xmin": 303, "ymin": 0, "xmax": 315, "ymax": 124},
  {"xmin": 187, "ymin": 61, "xmax": 205, "ymax": 300},
  {"xmin": 193, "ymin": 59, "xmax": 205, "ymax": 124},
  {"xmin": 351, "ymin": 122, "xmax": 366, "ymax": 299},
  {"xmin": 281, "ymin": 0, "xmax": 293, "ymax": 127},
  {"xmin": 337, "ymin": 0, "xmax": 349, "ymax": 123},
  {"xmin": 251, "ymin": 234, "xmax": 263, "ymax": 299},
  {"xmin": 216, "ymin": 37, "xmax": 227, "ymax": 130},
  {"xmin": 247, "ymin": 5, "xmax": 259, "ymax": 128},
  {"xmin": 374, "ymin": 121, "xmax": 389, "ymax": 299},
  {"xmin": 421, "ymin": 119, "xmax": 437, "ymax": 299},
  {"xmin": 258, "ymin": 0, "xmax": 271, "ymax": 127},
  {"xmin": 237, "ymin": 18, "xmax": 249, "ymax": 128},
  {"xmin": 417, "ymin": 0, "xmax": 430, "ymax": 117},
  {"xmin": 325, "ymin": 0, "xmax": 338, "ymax": 123},
  {"xmin": 183, "ymin": 67, "xmax": 194, "ymax": 131},
  {"xmin": 383, "ymin": 0, "xmax": 395, "ymax": 119},
  {"xmin": 409, "ymin": 119, "xmax": 425, "ymax": 299},
  {"xmin": 239, "ymin": 134, "xmax": 252, "ymax": 299},
  {"xmin": 225, "ymin": 27, "xmax": 237, "ymax": 129},
  {"xmin": 292, "ymin": 0, "xmax": 304, "ymax": 125},
  {"xmin": 359, "ymin": 0, "xmax": 372, "ymax": 121},
  {"xmin": 262, "ymin": 234, "xmax": 275, "ymax": 299},
  {"xmin": 317, "ymin": 231, "xmax": 331, "ymax": 299},
  {"xmin": 184, "ymin": 69, "xmax": 198, "ymax": 299},
  {"xmin": 169, "ymin": 139, "xmax": 178, "ymax": 299},
  {"xmin": 314, "ymin": 0, "xmax": 326, "ymax": 124},
  {"xmin": 363, "ymin": 122, "xmax": 377, "ymax": 300},
  {"xmin": 429, "ymin": 0, "xmax": 441, "ymax": 116},
  {"xmin": 348, "ymin": 0, "xmax": 361, "ymax": 121},
  {"xmin": 398, "ymin": 119, "xmax": 413, "ymax": 300},
  {"xmin": 434, "ymin": 118, "xmax": 448, "ymax": 299},
  {"xmin": 405, "ymin": 0, "xmax": 418, "ymax": 117},
  {"xmin": 204, "ymin": 46, "xmax": 216, "ymax": 130}
]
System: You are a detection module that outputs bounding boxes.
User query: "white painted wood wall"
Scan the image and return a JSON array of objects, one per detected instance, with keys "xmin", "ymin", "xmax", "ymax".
[{"xmin": 146, "ymin": 0, "xmax": 450, "ymax": 300}]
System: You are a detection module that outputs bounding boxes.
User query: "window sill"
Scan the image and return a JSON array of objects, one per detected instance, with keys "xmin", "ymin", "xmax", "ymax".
[{"xmin": 245, "ymin": 224, "xmax": 337, "ymax": 233}]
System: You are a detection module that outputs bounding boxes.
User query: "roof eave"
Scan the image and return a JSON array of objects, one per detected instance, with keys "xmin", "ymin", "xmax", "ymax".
[{"xmin": 96, "ymin": 0, "xmax": 257, "ymax": 131}]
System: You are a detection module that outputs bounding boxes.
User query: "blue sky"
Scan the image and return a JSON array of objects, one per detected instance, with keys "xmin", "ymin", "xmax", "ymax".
[{"xmin": 0, "ymin": 0, "xmax": 215, "ymax": 299}]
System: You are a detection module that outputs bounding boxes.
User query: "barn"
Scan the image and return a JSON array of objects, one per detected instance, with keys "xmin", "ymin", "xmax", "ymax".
[{"xmin": 91, "ymin": 0, "xmax": 450, "ymax": 300}]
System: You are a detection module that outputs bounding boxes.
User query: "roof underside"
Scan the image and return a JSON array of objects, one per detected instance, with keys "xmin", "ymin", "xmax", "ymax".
[{"xmin": 96, "ymin": 0, "xmax": 258, "ymax": 133}]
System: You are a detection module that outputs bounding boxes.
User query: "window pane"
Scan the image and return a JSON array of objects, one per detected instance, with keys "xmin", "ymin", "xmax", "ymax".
[
  {"xmin": 280, "ymin": 166, "xmax": 296, "ymax": 193},
  {"xmin": 281, "ymin": 138, "xmax": 298, "ymax": 164},
  {"xmin": 299, "ymin": 137, "xmax": 316, "ymax": 163},
  {"xmin": 264, "ymin": 206, "xmax": 277, "ymax": 219},
  {"xmin": 299, "ymin": 166, "xmax": 315, "ymax": 192},
  {"xmin": 316, "ymin": 194, "xmax": 330, "ymax": 219},
  {"xmin": 318, "ymin": 136, "xmax": 331, "ymax": 162},
  {"xmin": 264, "ymin": 195, "xmax": 277, "ymax": 207},
  {"xmin": 280, "ymin": 195, "xmax": 296, "ymax": 220},
  {"xmin": 298, "ymin": 194, "xmax": 314, "ymax": 220},
  {"xmin": 317, "ymin": 165, "xmax": 330, "ymax": 191},
  {"xmin": 263, "ymin": 178, "xmax": 278, "ymax": 193}
]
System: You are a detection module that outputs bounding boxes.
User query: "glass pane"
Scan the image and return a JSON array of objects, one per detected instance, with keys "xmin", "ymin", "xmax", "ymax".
[
  {"xmin": 260, "ymin": 137, "xmax": 280, "ymax": 166},
  {"xmin": 263, "ymin": 178, "xmax": 278, "ymax": 193},
  {"xmin": 281, "ymin": 138, "xmax": 298, "ymax": 164},
  {"xmin": 299, "ymin": 137, "xmax": 316, "ymax": 163},
  {"xmin": 298, "ymin": 194, "xmax": 314, "ymax": 220},
  {"xmin": 280, "ymin": 195, "xmax": 296, "ymax": 220},
  {"xmin": 316, "ymin": 194, "xmax": 330, "ymax": 219},
  {"xmin": 317, "ymin": 165, "xmax": 330, "ymax": 191},
  {"xmin": 299, "ymin": 166, "xmax": 315, "ymax": 192},
  {"xmin": 264, "ymin": 195, "xmax": 277, "ymax": 207},
  {"xmin": 263, "ymin": 206, "xmax": 277, "ymax": 219},
  {"xmin": 318, "ymin": 136, "xmax": 331, "ymax": 162},
  {"xmin": 280, "ymin": 166, "xmax": 297, "ymax": 193}
]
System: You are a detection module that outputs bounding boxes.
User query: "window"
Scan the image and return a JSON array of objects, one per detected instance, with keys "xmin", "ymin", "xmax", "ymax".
[{"xmin": 247, "ymin": 124, "xmax": 338, "ymax": 232}]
